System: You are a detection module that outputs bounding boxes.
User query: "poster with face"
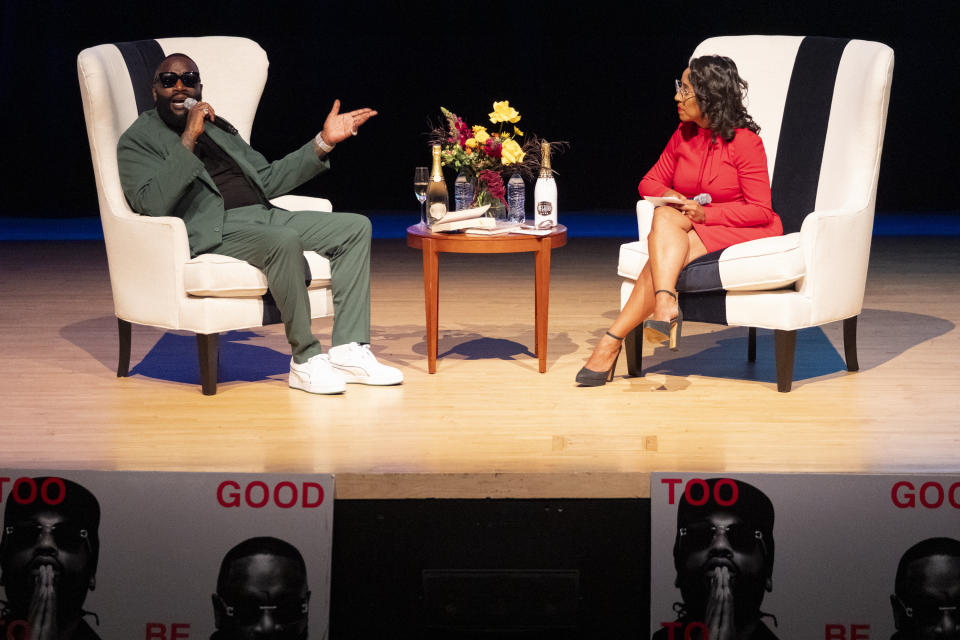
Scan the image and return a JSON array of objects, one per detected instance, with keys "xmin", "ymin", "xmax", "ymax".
[
  {"xmin": 650, "ymin": 474, "xmax": 960, "ymax": 640},
  {"xmin": 0, "ymin": 471, "xmax": 333, "ymax": 640}
]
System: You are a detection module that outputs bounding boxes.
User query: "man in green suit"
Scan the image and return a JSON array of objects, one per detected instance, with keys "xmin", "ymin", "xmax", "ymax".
[{"xmin": 118, "ymin": 53, "xmax": 402, "ymax": 394}]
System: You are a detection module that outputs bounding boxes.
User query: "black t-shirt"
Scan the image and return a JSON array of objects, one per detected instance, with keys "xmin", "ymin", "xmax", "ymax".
[{"xmin": 194, "ymin": 133, "xmax": 266, "ymax": 210}]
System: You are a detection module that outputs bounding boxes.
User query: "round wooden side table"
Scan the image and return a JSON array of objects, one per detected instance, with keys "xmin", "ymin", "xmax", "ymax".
[{"xmin": 406, "ymin": 224, "xmax": 568, "ymax": 373}]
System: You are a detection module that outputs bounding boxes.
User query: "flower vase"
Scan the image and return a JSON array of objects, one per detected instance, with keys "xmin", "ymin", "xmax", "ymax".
[{"xmin": 473, "ymin": 189, "xmax": 508, "ymax": 221}]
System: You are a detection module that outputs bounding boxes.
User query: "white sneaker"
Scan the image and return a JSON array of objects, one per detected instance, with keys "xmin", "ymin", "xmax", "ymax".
[
  {"xmin": 328, "ymin": 342, "xmax": 404, "ymax": 385},
  {"xmin": 289, "ymin": 354, "xmax": 346, "ymax": 394}
]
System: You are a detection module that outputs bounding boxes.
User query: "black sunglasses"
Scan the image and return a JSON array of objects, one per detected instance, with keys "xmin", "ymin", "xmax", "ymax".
[
  {"xmin": 155, "ymin": 71, "xmax": 200, "ymax": 88},
  {"xmin": 894, "ymin": 594, "xmax": 959, "ymax": 626},
  {"xmin": 4, "ymin": 523, "xmax": 91, "ymax": 553},
  {"xmin": 217, "ymin": 594, "xmax": 308, "ymax": 625},
  {"xmin": 678, "ymin": 522, "xmax": 764, "ymax": 553}
]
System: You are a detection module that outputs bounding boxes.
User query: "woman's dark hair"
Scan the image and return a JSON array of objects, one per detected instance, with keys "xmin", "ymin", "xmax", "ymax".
[{"xmin": 688, "ymin": 55, "xmax": 760, "ymax": 142}]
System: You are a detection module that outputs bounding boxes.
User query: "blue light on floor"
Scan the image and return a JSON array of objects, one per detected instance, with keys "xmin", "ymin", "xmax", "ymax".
[{"xmin": 1, "ymin": 211, "xmax": 958, "ymax": 241}]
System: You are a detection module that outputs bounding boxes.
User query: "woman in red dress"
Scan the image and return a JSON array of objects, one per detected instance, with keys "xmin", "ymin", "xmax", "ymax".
[{"xmin": 577, "ymin": 55, "xmax": 782, "ymax": 386}]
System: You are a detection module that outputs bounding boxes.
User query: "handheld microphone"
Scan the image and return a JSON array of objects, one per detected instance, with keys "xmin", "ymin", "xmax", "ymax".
[
  {"xmin": 183, "ymin": 98, "xmax": 238, "ymax": 135},
  {"xmin": 693, "ymin": 193, "xmax": 712, "ymax": 206}
]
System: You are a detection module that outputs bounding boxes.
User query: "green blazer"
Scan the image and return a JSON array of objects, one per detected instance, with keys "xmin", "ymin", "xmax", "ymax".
[{"xmin": 117, "ymin": 109, "xmax": 330, "ymax": 256}]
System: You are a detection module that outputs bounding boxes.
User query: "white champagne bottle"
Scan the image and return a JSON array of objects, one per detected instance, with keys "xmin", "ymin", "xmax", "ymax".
[
  {"xmin": 533, "ymin": 141, "xmax": 557, "ymax": 229},
  {"xmin": 426, "ymin": 145, "xmax": 449, "ymax": 225}
]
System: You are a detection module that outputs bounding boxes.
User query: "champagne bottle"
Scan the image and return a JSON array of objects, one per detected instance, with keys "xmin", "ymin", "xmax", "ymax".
[
  {"xmin": 426, "ymin": 145, "xmax": 449, "ymax": 224},
  {"xmin": 533, "ymin": 141, "xmax": 557, "ymax": 229}
]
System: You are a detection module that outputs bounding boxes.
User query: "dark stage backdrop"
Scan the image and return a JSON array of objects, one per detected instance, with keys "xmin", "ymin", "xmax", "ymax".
[{"xmin": 0, "ymin": 0, "xmax": 954, "ymax": 219}]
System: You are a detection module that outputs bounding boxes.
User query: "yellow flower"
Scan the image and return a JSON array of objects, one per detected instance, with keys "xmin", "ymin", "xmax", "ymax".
[
  {"xmin": 465, "ymin": 137, "xmax": 478, "ymax": 150},
  {"xmin": 489, "ymin": 100, "xmax": 521, "ymax": 124},
  {"xmin": 501, "ymin": 138, "xmax": 525, "ymax": 165},
  {"xmin": 472, "ymin": 126, "xmax": 490, "ymax": 144},
  {"xmin": 514, "ymin": 126, "xmax": 524, "ymax": 137}
]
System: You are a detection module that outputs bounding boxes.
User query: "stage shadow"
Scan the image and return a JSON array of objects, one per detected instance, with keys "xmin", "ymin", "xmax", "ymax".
[
  {"xmin": 641, "ymin": 328, "xmax": 844, "ymax": 384},
  {"xmin": 128, "ymin": 331, "xmax": 289, "ymax": 384},
  {"xmin": 61, "ymin": 317, "xmax": 575, "ymax": 383},
  {"xmin": 422, "ymin": 327, "xmax": 578, "ymax": 367},
  {"xmin": 61, "ymin": 307, "xmax": 950, "ymax": 386},
  {"xmin": 61, "ymin": 315, "xmax": 142, "ymax": 373},
  {"xmin": 637, "ymin": 308, "xmax": 953, "ymax": 384},
  {"xmin": 60, "ymin": 316, "xmax": 288, "ymax": 385},
  {"xmin": 438, "ymin": 337, "xmax": 534, "ymax": 361}
]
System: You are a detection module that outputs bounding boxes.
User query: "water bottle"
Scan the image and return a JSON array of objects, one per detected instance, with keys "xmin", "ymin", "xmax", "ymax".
[
  {"xmin": 507, "ymin": 173, "xmax": 525, "ymax": 223},
  {"xmin": 454, "ymin": 171, "xmax": 474, "ymax": 210}
]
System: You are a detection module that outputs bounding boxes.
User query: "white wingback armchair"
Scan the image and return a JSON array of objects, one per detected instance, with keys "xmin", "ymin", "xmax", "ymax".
[
  {"xmin": 617, "ymin": 36, "xmax": 894, "ymax": 391},
  {"xmin": 77, "ymin": 37, "xmax": 334, "ymax": 395}
]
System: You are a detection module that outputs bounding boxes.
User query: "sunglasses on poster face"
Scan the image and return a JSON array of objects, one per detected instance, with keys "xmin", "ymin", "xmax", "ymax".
[
  {"xmin": 217, "ymin": 594, "xmax": 309, "ymax": 625},
  {"xmin": 3, "ymin": 523, "xmax": 90, "ymax": 552},
  {"xmin": 155, "ymin": 71, "xmax": 200, "ymax": 88},
  {"xmin": 894, "ymin": 594, "xmax": 960, "ymax": 627},
  {"xmin": 678, "ymin": 522, "xmax": 764, "ymax": 553}
]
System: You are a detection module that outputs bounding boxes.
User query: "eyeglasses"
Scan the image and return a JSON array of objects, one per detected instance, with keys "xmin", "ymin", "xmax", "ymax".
[
  {"xmin": 675, "ymin": 78, "xmax": 695, "ymax": 101},
  {"xmin": 3, "ymin": 523, "xmax": 90, "ymax": 552},
  {"xmin": 154, "ymin": 71, "xmax": 200, "ymax": 88},
  {"xmin": 894, "ymin": 594, "xmax": 960, "ymax": 626},
  {"xmin": 678, "ymin": 522, "xmax": 764, "ymax": 553},
  {"xmin": 217, "ymin": 594, "xmax": 308, "ymax": 626}
]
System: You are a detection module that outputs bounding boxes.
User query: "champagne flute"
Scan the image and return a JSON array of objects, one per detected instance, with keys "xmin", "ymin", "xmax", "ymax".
[{"xmin": 414, "ymin": 167, "xmax": 429, "ymax": 226}]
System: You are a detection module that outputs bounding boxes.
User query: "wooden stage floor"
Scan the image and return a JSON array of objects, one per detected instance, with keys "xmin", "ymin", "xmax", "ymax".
[{"xmin": 1, "ymin": 235, "xmax": 957, "ymax": 497}]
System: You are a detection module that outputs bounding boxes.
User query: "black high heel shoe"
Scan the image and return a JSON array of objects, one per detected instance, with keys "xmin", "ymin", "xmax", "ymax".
[
  {"xmin": 642, "ymin": 289, "xmax": 683, "ymax": 351},
  {"xmin": 576, "ymin": 331, "xmax": 624, "ymax": 386}
]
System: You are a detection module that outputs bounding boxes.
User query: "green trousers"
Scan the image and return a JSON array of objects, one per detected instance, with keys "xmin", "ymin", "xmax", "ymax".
[{"xmin": 212, "ymin": 206, "xmax": 372, "ymax": 364}]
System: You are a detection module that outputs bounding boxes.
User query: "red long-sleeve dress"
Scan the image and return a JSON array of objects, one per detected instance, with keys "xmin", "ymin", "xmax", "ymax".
[{"xmin": 638, "ymin": 122, "xmax": 782, "ymax": 253}]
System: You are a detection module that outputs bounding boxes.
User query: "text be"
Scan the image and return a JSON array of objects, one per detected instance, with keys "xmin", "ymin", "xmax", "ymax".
[
  {"xmin": 146, "ymin": 623, "xmax": 190, "ymax": 640},
  {"xmin": 659, "ymin": 622, "xmax": 709, "ymax": 639},
  {"xmin": 825, "ymin": 623, "xmax": 869, "ymax": 639}
]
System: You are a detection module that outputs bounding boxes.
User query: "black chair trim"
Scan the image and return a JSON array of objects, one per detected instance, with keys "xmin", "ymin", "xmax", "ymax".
[
  {"xmin": 676, "ymin": 249, "xmax": 724, "ymax": 293},
  {"xmin": 770, "ymin": 36, "xmax": 851, "ymax": 234},
  {"xmin": 115, "ymin": 39, "xmax": 165, "ymax": 116},
  {"xmin": 678, "ymin": 291, "xmax": 728, "ymax": 325}
]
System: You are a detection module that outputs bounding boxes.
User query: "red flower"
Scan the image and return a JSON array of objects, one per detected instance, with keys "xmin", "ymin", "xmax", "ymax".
[
  {"xmin": 455, "ymin": 118, "xmax": 472, "ymax": 146},
  {"xmin": 478, "ymin": 169, "xmax": 507, "ymax": 205},
  {"xmin": 483, "ymin": 138, "xmax": 502, "ymax": 158}
]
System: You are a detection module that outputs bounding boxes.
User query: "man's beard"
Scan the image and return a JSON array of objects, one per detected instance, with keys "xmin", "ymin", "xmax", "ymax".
[
  {"xmin": 215, "ymin": 624, "xmax": 308, "ymax": 640},
  {"xmin": 156, "ymin": 93, "xmax": 195, "ymax": 133}
]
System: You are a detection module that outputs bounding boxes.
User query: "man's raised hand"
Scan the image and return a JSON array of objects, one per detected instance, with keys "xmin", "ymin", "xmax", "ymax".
[
  {"xmin": 28, "ymin": 564, "xmax": 57, "ymax": 640},
  {"xmin": 321, "ymin": 99, "xmax": 378, "ymax": 146},
  {"xmin": 705, "ymin": 566, "xmax": 735, "ymax": 640},
  {"xmin": 181, "ymin": 100, "xmax": 215, "ymax": 150}
]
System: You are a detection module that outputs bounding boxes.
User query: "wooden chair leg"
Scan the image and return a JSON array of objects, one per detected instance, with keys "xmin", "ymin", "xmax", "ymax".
[
  {"xmin": 197, "ymin": 333, "xmax": 219, "ymax": 396},
  {"xmin": 117, "ymin": 319, "xmax": 131, "ymax": 377},
  {"xmin": 774, "ymin": 329, "xmax": 796, "ymax": 392},
  {"xmin": 843, "ymin": 315, "xmax": 859, "ymax": 372},
  {"xmin": 747, "ymin": 327, "xmax": 757, "ymax": 362},
  {"xmin": 624, "ymin": 326, "xmax": 642, "ymax": 377}
]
